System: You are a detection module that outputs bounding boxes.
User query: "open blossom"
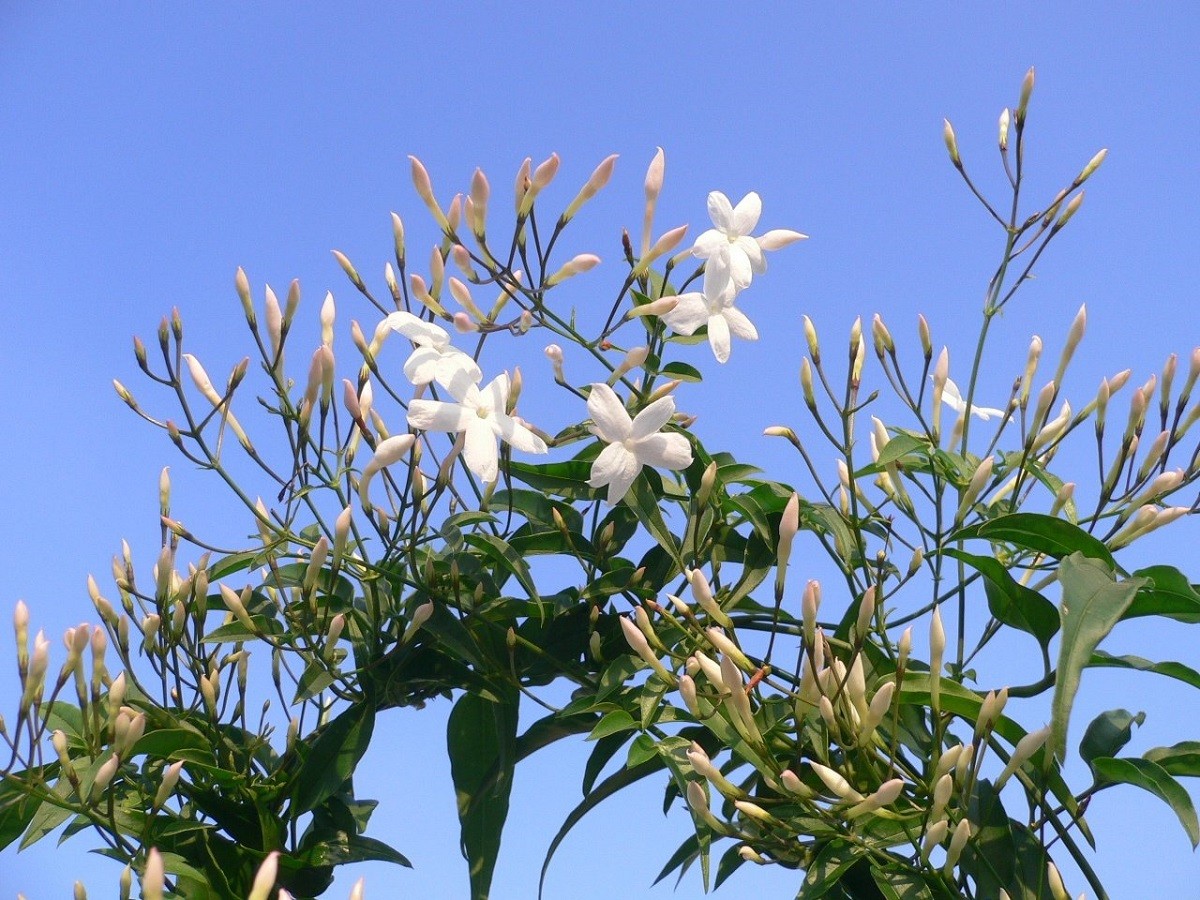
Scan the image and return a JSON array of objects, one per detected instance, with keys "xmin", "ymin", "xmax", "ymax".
[
  {"xmin": 941, "ymin": 377, "xmax": 1005, "ymax": 421},
  {"xmin": 408, "ymin": 372, "xmax": 546, "ymax": 483},
  {"xmin": 661, "ymin": 266, "xmax": 757, "ymax": 363},
  {"xmin": 586, "ymin": 383, "xmax": 692, "ymax": 503},
  {"xmin": 692, "ymin": 191, "xmax": 806, "ymax": 289},
  {"xmin": 383, "ymin": 310, "xmax": 481, "ymax": 389}
]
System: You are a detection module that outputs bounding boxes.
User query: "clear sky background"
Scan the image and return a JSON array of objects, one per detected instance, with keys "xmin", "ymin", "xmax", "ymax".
[{"xmin": 2, "ymin": 4, "xmax": 1199, "ymax": 898}]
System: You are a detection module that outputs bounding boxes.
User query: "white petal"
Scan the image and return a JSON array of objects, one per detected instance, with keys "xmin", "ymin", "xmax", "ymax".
[
  {"xmin": 463, "ymin": 416, "xmax": 499, "ymax": 482},
  {"xmin": 403, "ymin": 346, "xmax": 444, "ymax": 385},
  {"xmin": 757, "ymin": 229, "xmax": 807, "ymax": 251},
  {"xmin": 589, "ymin": 442, "xmax": 641, "ymax": 504},
  {"xmin": 940, "ymin": 378, "xmax": 968, "ymax": 414},
  {"xmin": 729, "ymin": 192, "xmax": 762, "ymax": 236},
  {"xmin": 735, "ymin": 235, "xmax": 767, "ymax": 274},
  {"xmin": 662, "ymin": 294, "xmax": 711, "ymax": 336},
  {"xmin": 587, "ymin": 383, "xmax": 633, "ymax": 442},
  {"xmin": 407, "ymin": 398, "xmax": 473, "ymax": 433},
  {"xmin": 702, "ymin": 261, "xmax": 737, "ymax": 306},
  {"xmin": 480, "ymin": 372, "xmax": 511, "ymax": 413},
  {"xmin": 384, "ymin": 311, "xmax": 449, "ymax": 348},
  {"xmin": 497, "ymin": 413, "xmax": 548, "ymax": 454},
  {"xmin": 707, "ymin": 314, "xmax": 732, "ymax": 363},
  {"xmin": 632, "ymin": 432, "xmax": 692, "ymax": 471},
  {"xmin": 434, "ymin": 350, "xmax": 483, "ymax": 393},
  {"xmin": 706, "ymin": 191, "xmax": 734, "ymax": 232},
  {"xmin": 630, "ymin": 396, "xmax": 677, "ymax": 441},
  {"xmin": 721, "ymin": 305, "xmax": 759, "ymax": 341},
  {"xmin": 726, "ymin": 249, "xmax": 754, "ymax": 291},
  {"xmin": 691, "ymin": 229, "xmax": 726, "ymax": 259}
]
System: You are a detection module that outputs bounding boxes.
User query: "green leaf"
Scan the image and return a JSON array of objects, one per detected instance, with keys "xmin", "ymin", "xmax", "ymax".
[
  {"xmin": 448, "ymin": 689, "xmax": 519, "ymax": 900},
  {"xmin": 799, "ymin": 841, "xmax": 862, "ymax": 898},
  {"xmin": 587, "ymin": 709, "xmax": 636, "ymax": 741},
  {"xmin": 464, "ymin": 533, "xmax": 541, "ymax": 603},
  {"xmin": 1126, "ymin": 565, "xmax": 1200, "ymax": 622},
  {"xmin": 871, "ymin": 867, "xmax": 936, "ymax": 900},
  {"xmin": 660, "ymin": 361, "xmax": 703, "ymax": 383},
  {"xmin": 302, "ymin": 833, "xmax": 412, "ymax": 868},
  {"xmin": 1050, "ymin": 554, "xmax": 1144, "ymax": 762},
  {"xmin": 291, "ymin": 704, "xmax": 376, "ymax": 816},
  {"xmin": 1089, "ymin": 651, "xmax": 1200, "ymax": 691},
  {"xmin": 506, "ymin": 460, "xmax": 594, "ymax": 499},
  {"xmin": 1091, "ymin": 756, "xmax": 1200, "ymax": 847},
  {"xmin": 0, "ymin": 776, "xmax": 45, "ymax": 851},
  {"xmin": 538, "ymin": 754, "xmax": 665, "ymax": 899},
  {"xmin": 1079, "ymin": 709, "xmax": 1145, "ymax": 773},
  {"xmin": 872, "ymin": 432, "xmax": 930, "ymax": 470},
  {"xmin": 1144, "ymin": 742, "xmax": 1200, "ymax": 777},
  {"xmin": 943, "ymin": 548, "xmax": 1059, "ymax": 647},
  {"xmin": 624, "ymin": 473, "xmax": 683, "ymax": 568},
  {"xmin": 957, "ymin": 512, "xmax": 1117, "ymax": 569}
]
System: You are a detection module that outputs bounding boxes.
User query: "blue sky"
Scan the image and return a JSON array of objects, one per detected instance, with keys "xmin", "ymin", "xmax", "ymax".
[{"xmin": 2, "ymin": 4, "xmax": 1199, "ymax": 897}]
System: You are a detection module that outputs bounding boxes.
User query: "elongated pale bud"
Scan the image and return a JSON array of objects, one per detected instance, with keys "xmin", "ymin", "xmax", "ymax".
[
  {"xmin": 90, "ymin": 753, "xmax": 120, "ymax": 801},
  {"xmin": 871, "ymin": 314, "xmax": 893, "ymax": 356},
  {"xmin": 543, "ymin": 344, "xmax": 565, "ymax": 383},
  {"xmin": 408, "ymin": 156, "xmax": 449, "ymax": 230},
  {"xmin": 263, "ymin": 285, "xmax": 283, "ymax": 361},
  {"xmin": 692, "ymin": 651, "xmax": 726, "ymax": 693},
  {"xmin": 1018, "ymin": 335, "xmax": 1043, "ymax": 408},
  {"xmin": 641, "ymin": 147, "xmax": 666, "ymax": 255},
  {"xmin": 810, "ymin": 762, "xmax": 862, "ymax": 802},
  {"xmin": 678, "ymin": 674, "xmax": 699, "ymax": 716},
  {"xmin": 943, "ymin": 818, "xmax": 971, "ymax": 874},
  {"xmin": 687, "ymin": 744, "xmax": 743, "ymax": 799},
  {"xmin": 626, "ymin": 295, "xmax": 679, "ymax": 318},
  {"xmin": 845, "ymin": 778, "xmax": 904, "ymax": 818},
  {"xmin": 853, "ymin": 585, "xmax": 876, "ymax": 642},
  {"xmin": 929, "ymin": 606, "xmax": 945, "ymax": 710},
  {"xmin": 13, "ymin": 600, "xmax": 29, "ymax": 670},
  {"xmin": 1131, "ymin": 468, "xmax": 1184, "ymax": 507},
  {"xmin": 469, "ymin": 168, "xmax": 490, "ymax": 236},
  {"xmin": 922, "ymin": 818, "xmax": 949, "ymax": 859},
  {"xmin": 943, "ymin": 119, "xmax": 961, "ymax": 168},
  {"xmin": 777, "ymin": 492, "xmax": 800, "ymax": 570},
  {"xmin": 1074, "ymin": 149, "xmax": 1107, "ymax": 187},
  {"xmin": 857, "ymin": 680, "xmax": 895, "ymax": 745},
  {"xmin": 1054, "ymin": 191, "xmax": 1084, "ymax": 231},
  {"xmin": 936, "ymin": 743, "xmax": 964, "ymax": 779},
  {"xmin": 248, "ymin": 851, "xmax": 279, "ymax": 900},
  {"xmin": 619, "ymin": 616, "xmax": 675, "ymax": 683},
  {"xmin": 142, "ymin": 848, "xmax": 165, "ymax": 900},
  {"xmin": 563, "ymin": 153, "xmax": 618, "ymax": 221},
  {"xmin": 531, "ymin": 153, "xmax": 560, "ymax": 191},
  {"xmin": 707, "ymin": 627, "xmax": 753, "ymax": 674},
  {"xmin": 802, "ymin": 580, "xmax": 820, "ymax": 647},
  {"xmin": 358, "ymin": 434, "xmax": 416, "ymax": 505},
  {"xmin": 689, "ymin": 569, "xmax": 732, "ymax": 628},
  {"xmin": 546, "ymin": 253, "xmax": 601, "ymax": 286},
  {"xmin": 954, "ymin": 743, "xmax": 975, "ymax": 788},
  {"xmin": 399, "ymin": 601, "xmax": 434, "ymax": 646},
  {"xmin": 609, "ymin": 345, "xmax": 649, "ymax": 383},
  {"xmin": 696, "ymin": 461, "xmax": 718, "ymax": 508},
  {"xmin": 956, "ymin": 455, "xmax": 994, "ymax": 522},
  {"xmin": 995, "ymin": 725, "xmax": 1050, "ymax": 790},
  {"xmin": 734, "ymin": 799, "xmax": 779, "ymax": 826},
  {"xmin": 897, "ymin": 626, "xmax": 913, "ymax": 672},
  {"xmin": 153, "ymin": 760, "xmax": 184, "ymax": 811},
  {"xmin": 780, "ymin": 769, "xmax": 815, "ymax": 799},
  {"xmin": 974, "ymin": 687, "xmax": 1009, "ymax": 741},
  {"xmin": 929, "ymin": 772, "xmax": 954, "ymax": 824},
  {"xmin": 998, "ymin": 107, "xmax": 1011, "ymax": 150},
  {"xmin": 931, "ymin": 348, "xmax": 949, "ymax": 436},
  {"xmin": 632, "ymin": 224, "xmax": 689, "ymax": 277},
  {"xmin": 1053, "ymin": 304, "xmax": 1087, "ymax": 388},
  {"xmin": 235, "ymin": 266, "xmax": 255, "ymax": 325},
  {"xmin": 216, "ymin": 584, "xmax": 253, "ymax": 632},
  {"xmin": 1016, "ymin": 67, "xmax": 1035, "ymax": 125},
  {"xmin": 332, "ymin": 506, "xmax": 353, "ymax": 570},
  {"xmin": 323, "ymin": 614, "xmax": 345, "ymax": 662}
]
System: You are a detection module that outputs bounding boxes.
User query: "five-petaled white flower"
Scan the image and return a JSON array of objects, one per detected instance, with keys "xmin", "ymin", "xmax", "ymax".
[
  {"xmin": 408, "ymin": 372, "xmax": 546, "ymax": 483},
  {"xmin": 692, "ymin": 191, "xmax": 806, "ymax": 290},
  {"xmin": 384, "ymin": 311, "xmax": 482, "ymax": 390},
  {"xmin": 941, "ymin": 378, "xmax": 1006, "ymax": 421},
  {"xmin": 660, "ymin": 266, "xmax": 758, "ymax": 364},
  {"xmin": 586, "ymin": 383, "xmax": 693, "ymax": 504}
]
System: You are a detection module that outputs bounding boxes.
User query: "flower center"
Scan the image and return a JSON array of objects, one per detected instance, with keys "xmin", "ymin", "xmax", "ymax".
[{"xmin": 476, "ymin": 405, "xmax": 492, "ymax": 419}]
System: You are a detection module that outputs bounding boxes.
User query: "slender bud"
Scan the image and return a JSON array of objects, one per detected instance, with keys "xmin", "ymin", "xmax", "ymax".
[
  {"xmin": 845, "ymin": 778, "xmax": 904, "ymax": 818},
  {"xmin": 922, "ymin": 819, "xmax": 949, "ymax": 859},
  {"xmin": 777, "ymin": 492, "xmax": 800, "ymax": 571},
  {"xmin": 871, "ymin": 314, "xmax": 893, "ymax": 356},
  {"xmin": 918, "ymin": 314, "xmax": 932, "ymax": 361},
  {"xmin": 408, "ymin": 156, "xmax": 449, "ymax": 230},
  {"xmin": 90, "ymin": 753, "xmax": 120, "ymax": 801},
  {"xmin": 1054, "ymin": 191, "xmax": 1084, "ymax": 230},
  {"xmin": 943, "ymin": 819, "xmax": 972, "ymax": 874},
  {"xmin": 142, "ymin": 848, "xmax": 165, "ymax": 900},
  {"xmin": 854, "ymin": 586, "xmax": 876, "ymax": 641},
  {"xmin": 1074, "ymin": 149, "xmax": 1108, "ymax": 187},
  {"xmin": 248, "ymin": 852, "xmax": 279, "ymax": 900},
  {"xmin": 153, "ymin": 760, "xmax": 184, "ymax": 811},
  {"xmin": 546, "ymin": 253, "xmax": 601, "ymax": 286},
  {"xmin": 332, "ymin": 506, "xmax": 353, "ymax": 570},
  {"xmin": 690, "ymin": 569, "xmax": 732, "ymax": 628},
  {"xmin": 563, "ymin": 154, "xmax": 618, "ymax": 221},
  {"xmin": 678, "ymin": 674, "xmax": 699, "ymax": 716},
  {"xmin": 897, "ymin": 627, "xmax": 913, "ymax": 672},
  {"xmin": 802, "ymin": 580, "xmax": 820, "ymax": 647},
  {"xmin": 1016, "ymin": 67, "xmax": 1035, "ymax": 126},
  {"xmin": 619, "ymin": 616, "xmax": 674, "ymax": 683},
  {"xmin": 1020, "ymin": 335, "xmax": 1043, "ymax": 407},
  {"xmin": 631, "ymin": 224, "xmax": 688, "ymax": 276},
  {"xmin": 469, "ymin": 168, "xmax": 490, "ymax": 236},
  {"xmin": 810, "ymin": 762, "xmax": 862, "ymax": 801},
  {"xmin": 943, "ymin": 120, "xmax": 962, "ymax": 168},
  {"xmin": 995, "ymin": 725, "xmax": 1050, "ymax": 790},
  {"xmin": 956, "ymin": 455, "xmax": 994, "ymax": 522},
  {"xmin": 857, "ymin": 681, "xmax": 895, "ymax": 745},
  {"xmin": 998, "ymin": 108, "xmax": 1011, "ymax": 151},
  {"xmin": 611, "ymin": 345, "xmax": 649, "ymax": 382},
  {"xmin": 641, "ymin": 147, "xmax": 666, "ymax": 256},
  {"xmin": 929, "ymin": 606, "xmax": 945, "ymax": 710}
]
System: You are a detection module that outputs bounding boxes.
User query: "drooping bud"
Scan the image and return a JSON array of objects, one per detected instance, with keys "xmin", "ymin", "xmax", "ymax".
[{"xmin": 358, "ymin": 434, "xmax": 416, "ymax": 505}]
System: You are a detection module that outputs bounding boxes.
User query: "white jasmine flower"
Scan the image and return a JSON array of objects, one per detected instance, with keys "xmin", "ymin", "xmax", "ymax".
[
  {"xmin": 692, "ymin": 191, "xmax": 806, "ymax": 289},
  {"xmin": 383, "ymin": 311, "xmax": 482, "ymax": 389},
  {"xmin": 661, "ymin": 267, "xmax": 757, "ymax": 363},
  {"xmin": 586, "ymin": 383, "xmax": 692, "ymax": 503},
  {"xmin": 407, "ymin": 372, "xmax": 546, "ymax": 483},
  {"xmin": 941, "ymin": 377, "xmax": 1005, "ymax": 421}
]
